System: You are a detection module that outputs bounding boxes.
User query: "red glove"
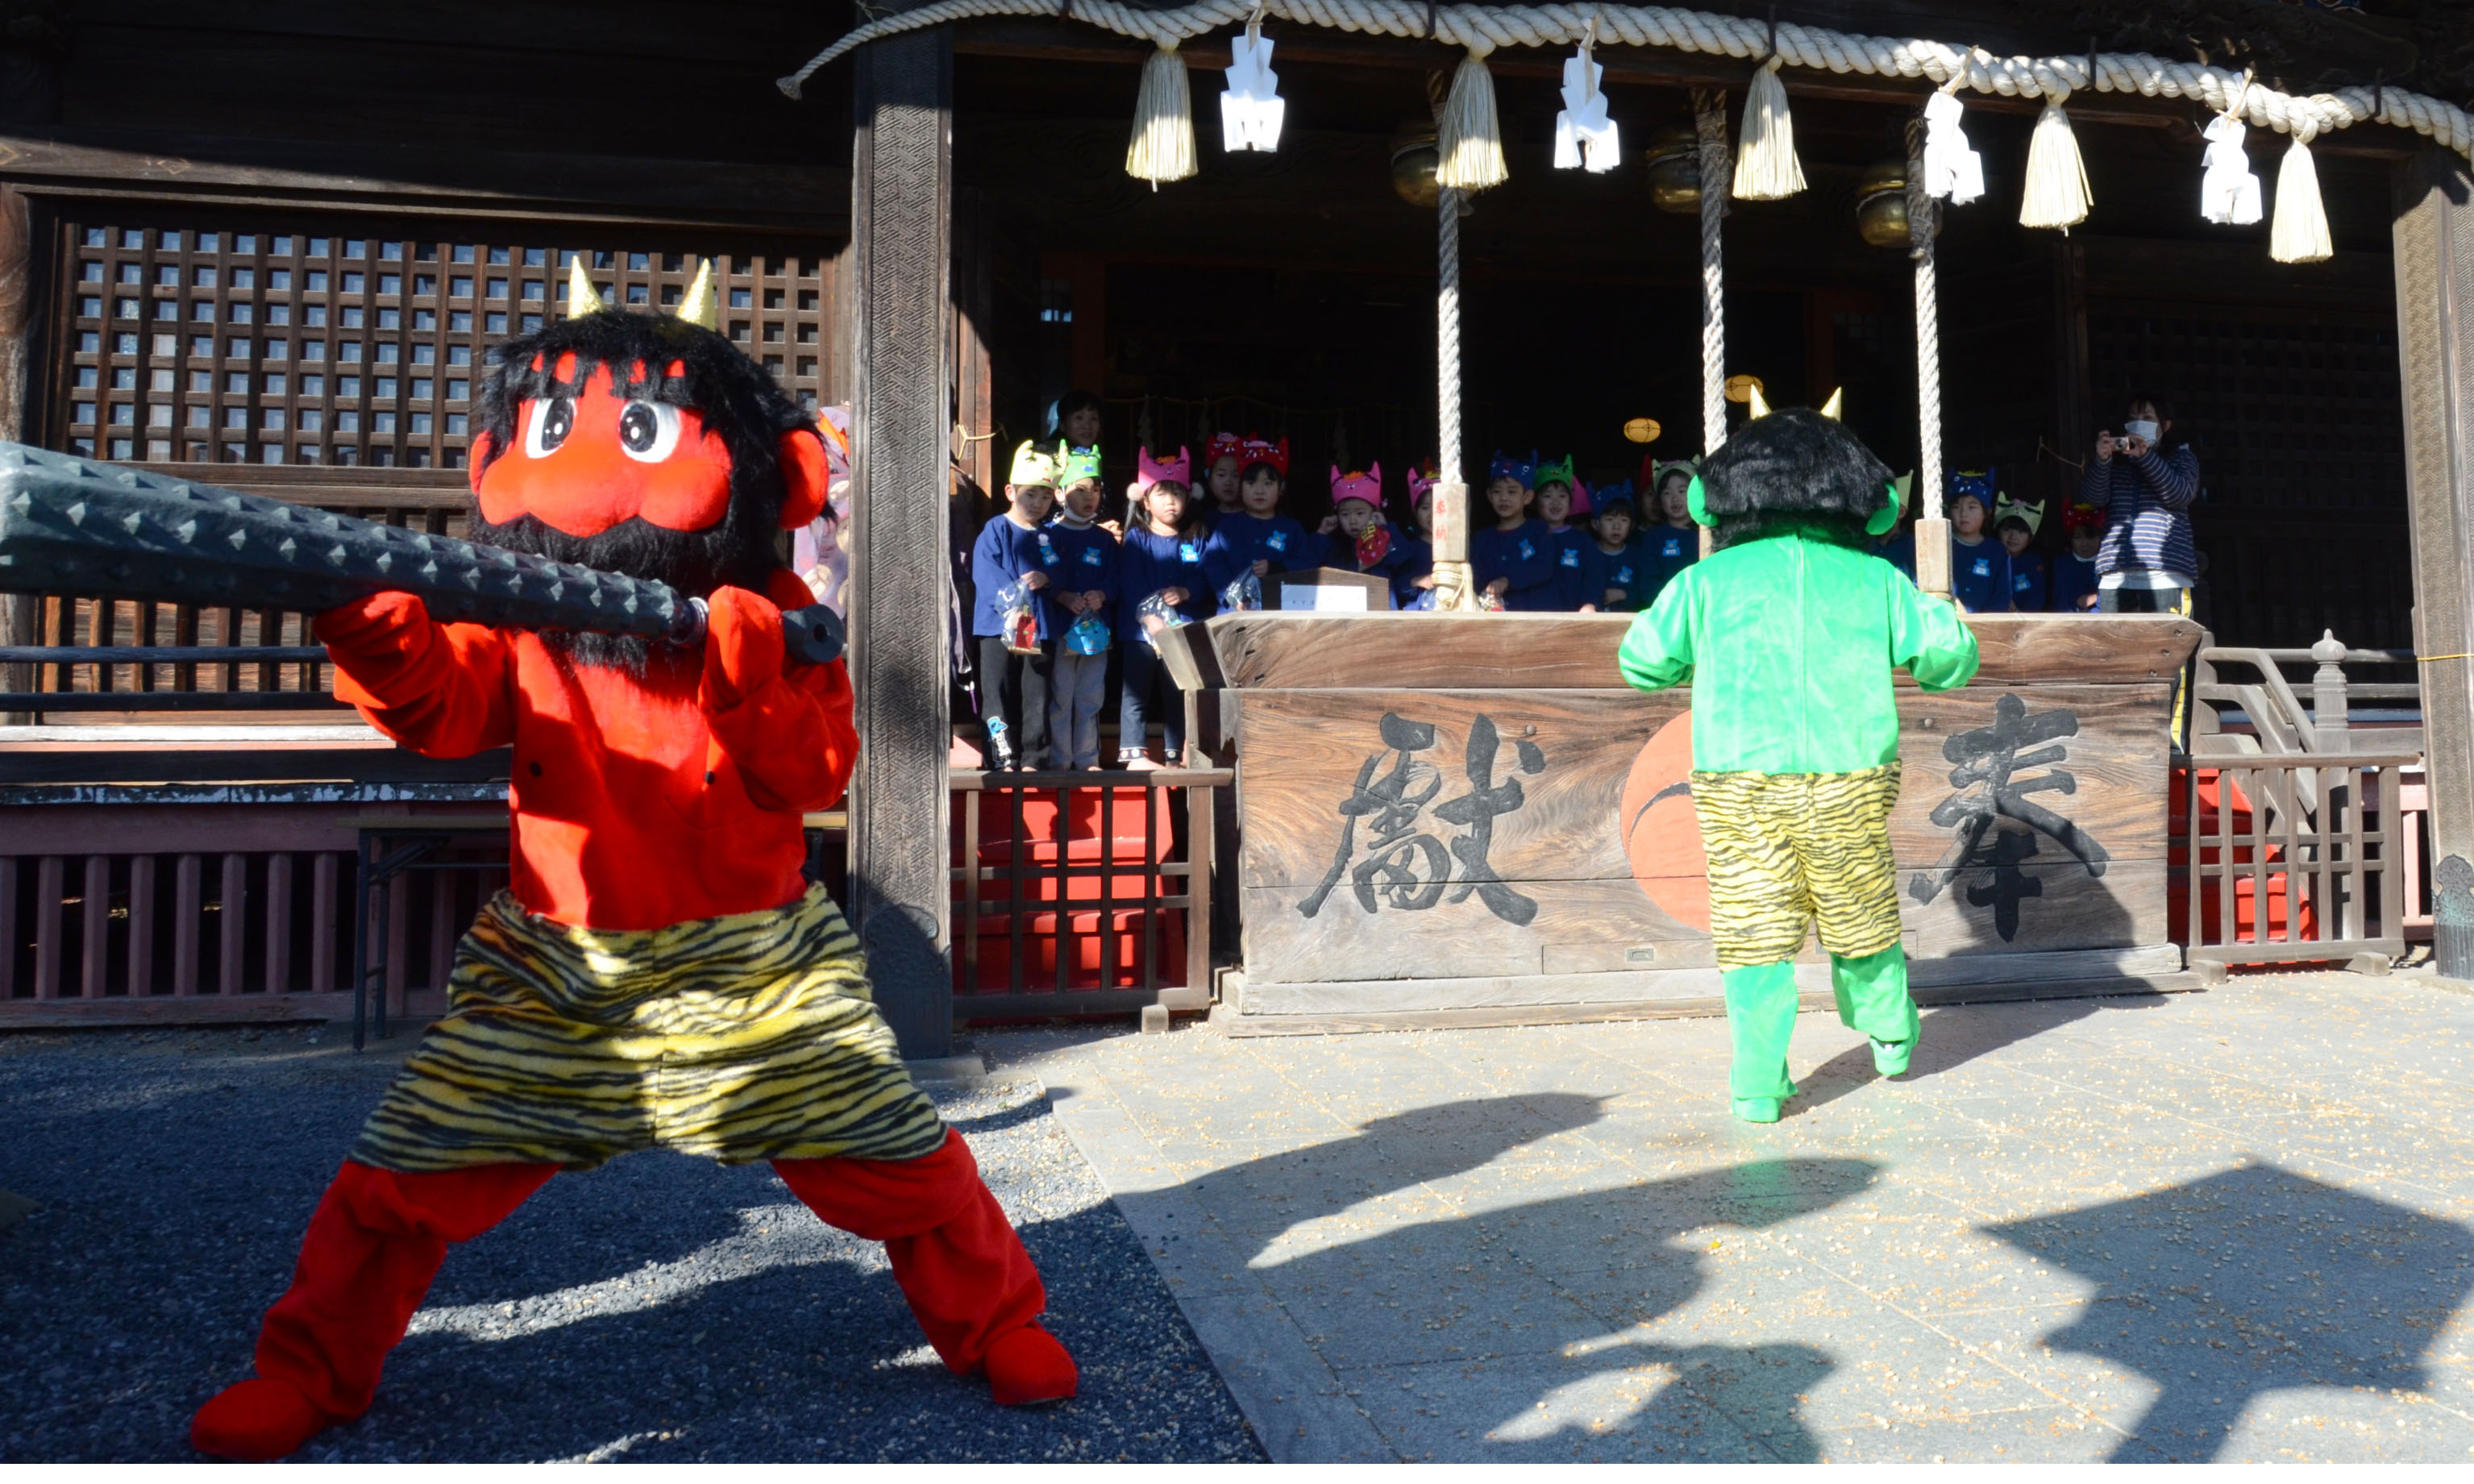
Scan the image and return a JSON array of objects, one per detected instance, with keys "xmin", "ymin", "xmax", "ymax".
[
  {"xmin": 701, "ymin": 584, "xmax": 785, "ymax": 713},
  {"xmin": 314, "ymin": 590, "xmax": 430, "ymax": 662}
]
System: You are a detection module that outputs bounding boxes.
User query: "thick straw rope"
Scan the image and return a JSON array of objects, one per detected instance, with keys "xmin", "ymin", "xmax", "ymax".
[
  {"xmin": 1432, "ymin": 180, "xmax": 1476, "ymax": 609},
  {"xmin": 779, "ymin": 1, "xmax": 2474, "ymax": 164},
  {"xmin": 1693, "ymin": 86, "xmax": 1726, "ymax": 459}
]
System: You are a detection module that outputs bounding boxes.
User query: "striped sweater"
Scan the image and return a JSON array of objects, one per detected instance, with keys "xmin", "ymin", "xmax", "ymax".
[{"xmin": 2084, "ymin": 444, "xmax": 2202, "ymax": 580}]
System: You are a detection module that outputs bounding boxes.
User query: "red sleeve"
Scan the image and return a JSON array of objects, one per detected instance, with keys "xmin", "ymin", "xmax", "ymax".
[
  {"xmin": 700, "ymin": 572, "xmax": 858, "ymax": 813},
  {"xmin": 316, "ymin": 592, "xmax": 516, "ymax": 759}
]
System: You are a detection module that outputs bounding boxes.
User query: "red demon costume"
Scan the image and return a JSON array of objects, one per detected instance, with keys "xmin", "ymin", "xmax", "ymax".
[{"xmin": 190, "ymin": 266, "xmax": 1075, "ymax": 1462}]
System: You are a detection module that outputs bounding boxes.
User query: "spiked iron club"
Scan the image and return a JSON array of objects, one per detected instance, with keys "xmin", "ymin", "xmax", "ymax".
[{"xmin": 0, "ymin": 442, "xmax": 843, "ymax": 664}]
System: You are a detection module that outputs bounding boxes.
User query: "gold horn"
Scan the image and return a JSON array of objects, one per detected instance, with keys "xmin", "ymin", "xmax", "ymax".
[
  {"xmin": 565, "ymin": 256, "xmax": 606, "ymax": 318},
  {"xmin": 1819, "ymin": 386, "xmax": 1844, "ymax": 420},
  {"xmin": 676, "ymin": 258, "xmax": 720, "ymax": 331},
  {"xmin": 1746, "ymin": 382, "xmax": 1773, "ymax": 419}
]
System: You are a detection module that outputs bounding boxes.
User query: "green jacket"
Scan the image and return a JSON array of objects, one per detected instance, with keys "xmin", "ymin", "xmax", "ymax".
[{"xmin": 1617, "ymin": 531, "xmax": 1981, "ymax": 774}]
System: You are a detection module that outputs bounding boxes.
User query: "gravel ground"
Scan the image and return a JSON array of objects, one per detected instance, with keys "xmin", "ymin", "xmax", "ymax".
[{"xmin": 0, "ymin": 1025, "xmax": 1262, "ymax": 1463}]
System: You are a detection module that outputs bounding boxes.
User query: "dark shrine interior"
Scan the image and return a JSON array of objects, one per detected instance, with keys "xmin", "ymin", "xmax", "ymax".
[{"xmin": 957, "ymin": 47, "xmax": 2412, "ymax": 650}]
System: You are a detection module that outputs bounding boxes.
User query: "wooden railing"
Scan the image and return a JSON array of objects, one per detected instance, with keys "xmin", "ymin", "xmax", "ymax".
[
  {"xmin": 2178, "ymin": 628, "xmax": 2426, "ymax": 966},
  {"xmin": 950, "ymin": 767, "xmax": 1224, "ymax": 1025}
]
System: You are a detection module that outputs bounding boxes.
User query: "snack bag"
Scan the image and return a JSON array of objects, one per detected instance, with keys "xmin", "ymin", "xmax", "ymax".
[
  {"xmin": 1220, "ymin": 572, "xmax": 1263, "ymax": 613},
  {"xmin": 996, "ymin": 581, "xmax": 1042, "ymax": 655},
  {"xmin": 1065, "ymin": 612, "xmax": 1112, "ymax": 656},
  {"xmin": 1355, "ymin": 525, "xmax": 1392, "ymax": 568},
  {"xmin": 1137, "ymin": 592, "xmax": 1192, "ymax": 644}
]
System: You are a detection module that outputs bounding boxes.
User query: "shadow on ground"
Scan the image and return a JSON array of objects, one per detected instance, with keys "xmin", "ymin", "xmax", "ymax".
[{"xmin": 1986, "ymin": 1160, "xmax": 2474, "ymax": 1461}]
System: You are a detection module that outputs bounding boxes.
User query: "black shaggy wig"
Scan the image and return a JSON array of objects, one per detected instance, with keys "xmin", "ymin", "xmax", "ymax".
[
  {"xmin": 1699, "ymin": 407, "xmax": 1894, "ymax": 553},
  {"xmin": 466, "ymin": 310, "xmax": 823, "ymax": 670}
]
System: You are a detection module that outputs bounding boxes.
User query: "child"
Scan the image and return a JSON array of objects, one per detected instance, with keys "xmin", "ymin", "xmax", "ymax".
[
  {"xmin": 1053, "ymin": 389, "xmax": 1103, "ymax": 451},
  {"xmin": 1578, "ymin": 485, "xmax": 1646, "ymax": 612},
  {"xmin": 1945, "ymin": 472, "xmax": 2012, "ymax": 613},
  {"xmin": 2048, "ymin": 501, "xmax": 2105, "ymax": 612},
  {"xmin": 1201, "ymin": 435, "xmax": 1321, "ymax": 601},
  {"xmin": 1043, "ymin": 447, "xmax": 1119, "ymax": 771},
  {"xmin": 1116, "ymin": 447, "xmax": 1215, "ymax": 767},
  {"xmin": 1395, "ymin": 464, "xmax": 1439, "ymax": 609},
  {"xmin": 1201, "ymin": 430, "xmax": 1245, "ymax": 519},
  {"xmin": 971, "ymin": 442, "xmax": 1062, "ymax": 768},
  {"xmin": 1618, "ymin": 405, "xmax": 1978, "ymax": 1124},
  {"xmin": 1994, "ymin": 495, "xmax": 2048, "ymax": 612},
  {"xmin": 1639, "ymin": 458, "xmax": 1701, "ymax": 606},
  {"xmin": 1469, "ymin": 450, "xmax": 1555, "ymax": 610},
  {"xmin": 1322, "ymin": 464, "xmax": 1410, "ymax": 602},
  {"xmin": 1533, "ymin": 455, "xmax": 1591, "ymax": 610}
]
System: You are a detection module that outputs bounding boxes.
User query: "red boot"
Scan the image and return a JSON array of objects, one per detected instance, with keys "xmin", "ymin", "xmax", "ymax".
[
  {"xmin": 774, "ymin": 1131, "xmax": 1073, "ymax": 1403},
  {"xmin": 192, "ymin": 1160, "xmax": 556, "ymax": 1459},
  {"xmin": 190, "ymin": 1376, "xmax": 334, "ymax": 1461},
  {"xmin": 983, "ymin": 1322, "xmax": 1079, "ymax": 1405}
]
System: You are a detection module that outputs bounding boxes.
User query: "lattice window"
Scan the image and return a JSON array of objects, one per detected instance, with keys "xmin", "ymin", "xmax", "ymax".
[{"xmin": 52, "ymin": 219, "xmax": 834, "ymax": 472}]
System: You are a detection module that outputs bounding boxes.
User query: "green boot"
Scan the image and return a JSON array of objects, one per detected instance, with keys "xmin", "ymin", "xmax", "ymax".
[
  {"xmin": 1722, "ymin": 961, "xmax": 1801, "ymax": 1120},
  {"xmin": 1830, "ymin": 945, "xmax": 1921, "ymax": 1079}
]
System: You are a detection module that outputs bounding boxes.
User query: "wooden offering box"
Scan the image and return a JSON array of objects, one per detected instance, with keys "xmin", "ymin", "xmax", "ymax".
[{"xmin": 1199, "ymin": 612, "xmax": 2206, "ymax": 1033}]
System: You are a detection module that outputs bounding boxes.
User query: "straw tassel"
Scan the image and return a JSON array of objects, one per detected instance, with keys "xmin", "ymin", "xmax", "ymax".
[
  {"xmin": 1732, "ymin": 56, "xmax": 1805, "ymax": 200},
  {"xmin": 1436, "ymin": 47, "xmax": 1508, "ymax": 193},
  {"xmin": 2019, "ymin": 94, "xmax": 2092, "ymax": 231},
  {"xmin": 2270, "ymin": 132, "xmax": 2334, "ymax": 264},
  {"xmin": 1125, "ymin": 42, "xmax": 1199, "ymax": 186}
]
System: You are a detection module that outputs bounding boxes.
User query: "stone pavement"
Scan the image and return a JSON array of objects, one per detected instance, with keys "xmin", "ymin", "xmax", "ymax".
[{"xmin": 983, "ymin": 973, "xmax": 2474, "ymax": 1463}]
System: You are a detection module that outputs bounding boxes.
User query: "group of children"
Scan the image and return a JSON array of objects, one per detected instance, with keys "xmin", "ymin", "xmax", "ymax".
[
  {"xmin": 967, "ymin": 417, "xmax": 1715, "ymax": 769},
  {"xmin": 1879, "ymin": 468, "xmax": 2109, "ymax": 614}
]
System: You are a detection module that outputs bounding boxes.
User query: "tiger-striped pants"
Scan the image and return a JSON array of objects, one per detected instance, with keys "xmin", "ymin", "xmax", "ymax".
[
  {"xmin": 351, "ymin": 883, "xmax": 947, "ymax": 1172},
  {"xmin": 1690, "ymin": 764, "xmax": 1905, "ymax": 969}
]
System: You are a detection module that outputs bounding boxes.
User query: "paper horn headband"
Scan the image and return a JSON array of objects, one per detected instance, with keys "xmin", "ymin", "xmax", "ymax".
[
  {"xmin": 566, "ymin": 255, "xmax": 721, "ymax": 333},
  {"xmin": 1330, "ymin": 463, "xmax": 1383, "ymax": 507},
  {"xmin": 1994, "ymin": 493, "xmax": 2045, "ymax": 535},
  {"xmin": 1488, "ymin": 450, "xmax": 1539, "ymax": 488},
  {"xmin": 1008, "ymin": 439, "xmax": 1063, "ymax": 488},
  {"xmin": 1532, "ymin": 455, "xmax": 1585, "ymax": 512},
  {"xmin": 1204, "ymin": 430, "xmax": 1245, "ymax": 469},
  {"xmin": 1645, "ymin": 456, "xmax": 1699, "ymax": 495},
  {"xmin": 1740, "ymin": 384, "xmax": 1844, "ymax": 422},
  {"xmin": 1948, "ymin": 469, "xmax": 1998, "ymax": 508},
  {"xmin": 1057, "ymin": 446, "xmax": 1104, "ymax": 488},
  {"xmin": 2062, "ymin": 501, "xmax": 2106, "ymax": 533},
  {"xmin": 1592, "ymin": 477, "xmax": 1636, "ymax": 510},
  {"xmin": 1239, "ymin": 435, "xmax": 1290, "ymax": 476},
  {"xmin": 1135, "ymin": 444, "xmax": 1192, "ymax": 493},
  {"xmin": 1406, "ymin": 463, "xmax": 1439, "ymax": 502}
]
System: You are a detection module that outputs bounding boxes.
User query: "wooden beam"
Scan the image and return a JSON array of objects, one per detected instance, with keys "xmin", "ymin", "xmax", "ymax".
[
  {"xmin": 0, "ymin": 129, "xmax": 853, "ymax": 233},
  {"xmin": 2393, "ymin": 146, "xmax": 2474, "ymax": 979},
  {"xmin": 847, "ymin": 15, "xmax": 956, "ymax": 1058}
]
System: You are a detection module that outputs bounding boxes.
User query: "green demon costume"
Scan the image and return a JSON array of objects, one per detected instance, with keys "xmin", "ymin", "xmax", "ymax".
[{"xmin": 1617, "ymin": 406, "xmax": 1980, "ymax": 1123}]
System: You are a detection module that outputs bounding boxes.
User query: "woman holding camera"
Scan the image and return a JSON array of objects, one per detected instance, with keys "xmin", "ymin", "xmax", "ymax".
[{"xmin": 2082, "ymin": 394, "xmax": 2201, "ymax": 614}]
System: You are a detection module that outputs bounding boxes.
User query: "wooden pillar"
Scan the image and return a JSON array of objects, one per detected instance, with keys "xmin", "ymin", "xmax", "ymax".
[
  {"xmin": 848, "ymin": 19, "xmax": 955, "ymax": 1058},
  {"xmin": 2393, "ymin": 148, "xmax": 2474, "ymax": 979},
  {"xmin": 1, "ymin": 185, "xmax": 34, "ymax": 725}
]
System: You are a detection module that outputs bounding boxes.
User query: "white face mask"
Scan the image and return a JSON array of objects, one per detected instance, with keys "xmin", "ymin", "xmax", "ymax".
[{"xmin": 2125, "ymin": 418, "xmax": 2161, "ymax": 443}]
